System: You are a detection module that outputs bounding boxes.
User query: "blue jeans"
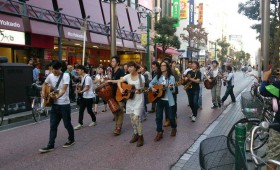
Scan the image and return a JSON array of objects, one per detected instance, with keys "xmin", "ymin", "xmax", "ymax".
[
  {"xmin": 198, "ymin": 84, "xmax": 202, "ymax": 108},
  {"xmin": 222, "ymin": 86, "xmax": 236, "ymax": 103},
  {"xmin": 156, "ymin": 99, "xmax": 177, "ymax": 132},
  {"xmin": 48, "ymin": 104, "xmax": 74, "ymax": 147},
  {"xmin": 187, "ymin": 89, "xmax": 200, "ymax": 117}
]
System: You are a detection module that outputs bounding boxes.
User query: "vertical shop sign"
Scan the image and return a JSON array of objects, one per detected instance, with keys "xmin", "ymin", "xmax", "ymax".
[
  {"xmin": 198, "ymin": 3, "xmax": 203, "ymax": 24},
  {"xmin": 189, "ymin": 0, "xmax": 194, "ymax": 25},
  {"xmin": 141, "ymin": 33, "xmax": 147, "ymax": 46},
  {"xmin": 180, "ymin": 0, "xmax": 187, "ymax": 19},
  {"xmin": 172, "ymin": 0, "xmax": 180, "ymax": 27}
]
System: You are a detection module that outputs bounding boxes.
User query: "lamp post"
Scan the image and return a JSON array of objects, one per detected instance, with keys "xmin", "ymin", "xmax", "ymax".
[
  {"xmin": 81, "ymin": 16, "xmax": 90, "ymax": 66},
  {"xmin": 55, "ymin": 8, "xmax": 63, "ymax": 61},
  {"xmin": 137, "ymin": 5, "xmax": 161, "ymax": 71},
  {"xmin": 102, "ymin": 0, "xmax": 126, "ymax": 58}
]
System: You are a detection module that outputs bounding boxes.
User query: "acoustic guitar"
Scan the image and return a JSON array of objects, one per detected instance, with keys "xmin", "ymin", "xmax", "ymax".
[
  {"xmin": 42, "ymin": 85, "xmax": 60, "ymax": 107},
  {"xmin": 148, "ymin": 82, "xmax": 181, "ymax": 103},
  {"xmin": 116, "ymin": 82, "xmax": 149, "ymax": 102},
  {"xmin": 204, "ymin": 77, "xmax": 217, "ymax": 89}
]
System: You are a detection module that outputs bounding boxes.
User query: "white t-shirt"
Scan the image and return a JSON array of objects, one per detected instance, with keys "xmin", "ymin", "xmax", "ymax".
[
  {"xmin": 123, "ymin": 74, "xmax": 145, "ymax": 116},
  {"xmin": 227, "ymin": 72, "xmax": 234, "ymax": 86},
  {"xmin": 161, "ymin": 76, "xmax": 168, "ymax": 100},
  {"xmin": 183, "ymin": 68, "xmax": 191, "ymax": 76},
  {"xmin": 95, "ymin": 74, "xmax": 108, "ymax": 85},
  {"xmin": 213, "ymin": 69, "xmax": 218, "ymax": 77},
  {"xmin": 81, "ymin": 74, "xmax": 95, "ymax": 99},
  {"xmin": 45, "ymin": 73, "xmax": 70, "ymax": 105}
]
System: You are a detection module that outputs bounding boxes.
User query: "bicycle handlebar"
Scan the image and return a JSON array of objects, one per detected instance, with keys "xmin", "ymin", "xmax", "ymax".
[{"xmin": 250, "ymin": 122, "xmax": 280, "ymax": 166}]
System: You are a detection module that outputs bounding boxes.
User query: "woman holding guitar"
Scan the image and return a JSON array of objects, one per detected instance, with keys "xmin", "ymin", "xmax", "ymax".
[
  {"xmin": 184, "ymin": 61, "xmax": 202, "ymax": 122},
  {"xmin": 93, "ymin": 66, "xmax": 108, "ymax": 114},
  {"xmin": 149, "ymin": 61, "xmax": 177, "ymax": 142},
  {"xmin": 117, "ymin": 62, "xmax": 145, "ymax": 147}
]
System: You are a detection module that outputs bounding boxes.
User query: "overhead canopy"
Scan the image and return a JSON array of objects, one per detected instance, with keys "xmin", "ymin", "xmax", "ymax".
[{"xmin": 157, "ymin": 47, "xmax": 181, "ymax": 56}]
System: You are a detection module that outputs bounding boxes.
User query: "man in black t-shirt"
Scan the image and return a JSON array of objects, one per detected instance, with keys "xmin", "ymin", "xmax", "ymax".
[
  {"xmin": 106, "ymin": 56, "xmax": 125, "ymax": 135},
  {"xmin": 184, "ymin": 61, "xmax": 202, "ymax": 122}
]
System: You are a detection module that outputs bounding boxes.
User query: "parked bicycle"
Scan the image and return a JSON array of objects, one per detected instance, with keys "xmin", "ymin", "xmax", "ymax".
[{"xmin": 26, "ymin": 83, "xmax": 49, "ymax": 122}]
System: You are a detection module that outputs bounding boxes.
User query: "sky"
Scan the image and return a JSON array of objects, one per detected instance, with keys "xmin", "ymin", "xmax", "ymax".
[{"xmin": 204, "ymin": 0, "xmax": 261, "ymax": 63}]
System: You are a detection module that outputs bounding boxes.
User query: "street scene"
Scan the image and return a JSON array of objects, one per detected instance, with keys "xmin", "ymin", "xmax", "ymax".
[{"xmin": 1, "ymin": 0, "xmax": 280, "ymax": 170}]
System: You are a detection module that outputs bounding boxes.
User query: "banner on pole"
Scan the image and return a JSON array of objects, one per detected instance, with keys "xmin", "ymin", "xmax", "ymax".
[
  {"xmin": 172, "ymin": 0, "xmax": 180, "ymax": 27},
  {"xmin": 189, "ymin": 0, "xmax": 194, "ymax": 25},
  {"xmin": 180, "ymin": 0, "xmax": 187, "ymax": 19},
  {"xmin": 141, "ymin": 33, "xmax": 147, "ymax": 46},
  {"xmin": 198, "ymin": 3, "xmax": 203, "ymax": 24}
]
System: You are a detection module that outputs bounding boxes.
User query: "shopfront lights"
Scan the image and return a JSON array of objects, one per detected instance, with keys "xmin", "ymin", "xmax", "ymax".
[
  {"xmin": 92, "ymin": 46, "xmax": 98, "ymax": 48},
  {"xmin": 74, "ymin": 43, "xmax": 81, "ymax": 46}
]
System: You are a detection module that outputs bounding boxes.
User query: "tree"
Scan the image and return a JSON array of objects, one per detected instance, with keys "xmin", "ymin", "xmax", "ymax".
[
  {"xmin": 217, "ymin": 37, "xmax": 230, "ymax": 63},
  {"xmin": 180, "ymin": 24, "xmax": 208, "ymax": 47},
  {"xmin": 153, "ymin": 16, "xmax": 181, "ymax": 56},
  {"xmin": 238, "ymin": 0, "xmax": 280, "ymax": 68}
]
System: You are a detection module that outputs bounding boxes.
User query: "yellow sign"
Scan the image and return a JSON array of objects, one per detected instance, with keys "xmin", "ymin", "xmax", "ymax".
[
  {"xmin": 141, "ymin": 33, "xmax": 147, "ymax": 46},
  {"xmin": 180, "ymin": 0, "xmax": 187, "ymax": 19},
  {"xmin": 198, "ymin": 3, "xmax": 203, "ymax": 24}
]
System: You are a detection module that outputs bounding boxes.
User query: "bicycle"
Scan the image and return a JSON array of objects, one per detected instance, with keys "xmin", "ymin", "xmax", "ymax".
[
  {"xmin": 227, "ymin": 82, "xmax": 275, "ymax": 157},
  {"xmin": 27, "ymin": 83, "xmax": 49, "ymax": 122}
]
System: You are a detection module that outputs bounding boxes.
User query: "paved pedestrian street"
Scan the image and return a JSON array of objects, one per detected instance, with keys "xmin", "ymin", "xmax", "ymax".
[{"xmin": 0, "ymin": 72, "xmax": 255, "ymax": 170}]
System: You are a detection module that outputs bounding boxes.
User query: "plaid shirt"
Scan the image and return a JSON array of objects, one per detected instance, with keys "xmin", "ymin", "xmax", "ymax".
[{"xmin": 209, "ymin": 68, "xmax": 223, "ymax": 86}]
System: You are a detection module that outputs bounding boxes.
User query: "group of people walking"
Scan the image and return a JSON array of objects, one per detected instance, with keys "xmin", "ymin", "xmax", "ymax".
[{"xmin": 38, "ymin": 56, "xmax": 236, "ymax": 153}]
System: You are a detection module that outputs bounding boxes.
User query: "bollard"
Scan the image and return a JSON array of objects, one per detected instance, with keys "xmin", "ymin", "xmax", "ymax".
[{"xmin": 235, "ymin": 123, "xmax": 247, "ymax": 170}]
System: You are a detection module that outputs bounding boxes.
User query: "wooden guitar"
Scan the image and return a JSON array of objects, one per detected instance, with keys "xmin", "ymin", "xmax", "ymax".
[
  {"xmin": 42, "ymin": 85, "xmax": 60, "ymax": 107},
  {"xmin": 204, "ymin": 77, "xmax": 217, "ymax": 89},
  {"xmin": 148, "ymin": 82, "xmax": 181, "ymax": 103},
  {"xmin": 116, "ymin": 82, "xmax": 149, "ymax": 102}
]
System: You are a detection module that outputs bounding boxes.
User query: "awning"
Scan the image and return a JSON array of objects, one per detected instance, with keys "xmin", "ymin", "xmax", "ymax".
[
  {"xmin": 82, "ymin": 0, "xmax": 104, "ymax": 25},
  {"xmin": 56, "ymin": 0, "xmax": 83, "ymax": 18},
  {"xmin": 157, "ymin": 47, "xmax": 181, "ymax": 56},
  {"xmin": 0, "ymin": 13, "xmax": 24, "ymax": 32},
  {"xmin": 136, "ymin": 43, "xmax": 146, "ymax": 51},
  {"xmin": 63, "ymin": 27, "xmax": 86, "ymax": 41},
  {"xmin": 117, "ymin": 4, "xmax": 130, "ymax": 32},
  {"xmin": 90, "ymin": 33, "xmax": 108, "ymax": 45},
  {"xmin": 116, "ymin": 38, "xmax": 123, "ymax": 47},
  {"xmin": 123, "ymin": 40, "xmax": 135, "ymax": 49},
  {"xmin": 30, "ymin": 20, "xmax": 59, "ymax": 37}
]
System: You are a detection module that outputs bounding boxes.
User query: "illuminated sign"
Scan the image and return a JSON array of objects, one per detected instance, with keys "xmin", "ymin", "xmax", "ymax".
[{"xmin": 0, "ymin": 29, "xmax": 25, "ymax": 45}]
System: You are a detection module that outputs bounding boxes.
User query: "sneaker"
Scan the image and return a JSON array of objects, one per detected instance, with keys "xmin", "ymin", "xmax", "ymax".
[
  {"xmin": 39, "ymin": 145, "xmax": 54, "ymax": 153},
  {"xmin": 88, "ymin": 121, "xmax": 96, "ymax": 127},
  {"xmin": 74, "ymin": 124, "xmax": 83, "ymax": 130},
  {"xmin": 218, "ymin": 103, "xmax": 221, "ymax": 108},
  {"xmin": 211, "ymin": 105, "xmax": 218, "ymax": 109},
  {"xmin": 191, "ymin": 116, "xmax": 196, "ymax": 122},
  {"xmin": 189, "ymin": 114, "xmax": 193, "ymax": 118},
  {"xmin": 63, "ymin": 140, "xmax": 75, "ymax": 148}
]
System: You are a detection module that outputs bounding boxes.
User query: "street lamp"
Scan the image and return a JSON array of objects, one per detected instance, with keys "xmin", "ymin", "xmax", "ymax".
[
  {"xmin": 137, "ymin": 5, "xmax": 161, "ymax": 71},
  {"xmin": 101, "ymin": 0, "xmax": 126, "ymax": 58},
  {"xmin": 81, "ymin": 15, "xmax": 90, "ymax": 66}
]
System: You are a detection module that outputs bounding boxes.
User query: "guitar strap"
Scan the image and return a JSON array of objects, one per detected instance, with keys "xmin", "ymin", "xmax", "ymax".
[
  {"xmin": 54, "ymin": 73, "xmax": 64, "ymax": 90},
  {"xmin": 81, "ymin": 75, "xmax": 88, "ymax": 91},
  {"xmin": 139, "ymin": 74, "xmax": 143, "ymax": 89}
]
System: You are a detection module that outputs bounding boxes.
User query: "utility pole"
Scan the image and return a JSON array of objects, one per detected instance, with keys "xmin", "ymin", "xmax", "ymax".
[
  {"xmin": 110, "ymin": 0, "xmax": 117, "ymax": 58},
  {"xmin": 146, "ymin": 15, "xmax": 151, "ymax": 72},
  {"xmin": 263, "ymin": 0, "xmax": 270, "ymax": 71}
]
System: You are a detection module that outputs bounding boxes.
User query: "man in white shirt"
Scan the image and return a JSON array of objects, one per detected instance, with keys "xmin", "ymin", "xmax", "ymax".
[
  {"xmin": 74, "ymin": 65, "xmax": 97, "ymax": 130},
  {"xmin": 39, "ymin": 60, "xmax": 75, "ymax": 153},
  {"xmin": 221, "ymin": 66, "xmax": 236, "ymax": 103}
]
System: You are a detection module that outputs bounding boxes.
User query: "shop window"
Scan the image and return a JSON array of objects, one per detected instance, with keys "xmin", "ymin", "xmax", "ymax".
[{"xmin": 0, "ymin": 47, "xmax": 12, "ymax": 63}]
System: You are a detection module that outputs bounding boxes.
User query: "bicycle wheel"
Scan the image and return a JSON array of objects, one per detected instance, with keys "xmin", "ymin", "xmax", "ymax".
[
  {"xmin": 227, "ymin": 118, "xmax": 268, "ymax": 156},
  {"xmin": 32, "ymin": 98, "xmax": 41, "ymax": 122},
  {"xmin": 0, "ymin": 105, "xmax": 4, "ymax": 126}
]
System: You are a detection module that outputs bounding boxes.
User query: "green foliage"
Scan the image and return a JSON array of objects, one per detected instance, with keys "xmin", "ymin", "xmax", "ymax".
[
  {"xmin": 154, "ymin": 16, "xmax": 181, "ymax": 55},
  {"xmin": 217, "ymin": 38, "xmax": 230, "ymax": 63}
]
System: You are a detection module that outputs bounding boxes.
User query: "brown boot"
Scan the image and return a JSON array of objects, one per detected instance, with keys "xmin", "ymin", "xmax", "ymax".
[
  {"xmin": 171, "ymin": 128, "xmax": 177, "ymax": 137},
  {"xmin": 114, "ymin": 127, "xmax": 122, "ymax": 136},
  {"xmin": 129, "ymin": 134, "xmax": 139, "ymax": 143},
  {"xmin": 137, "ymin": 135, "xmax": 144, "ymax": 147},
  {"xmin": 163, "ymin": 119, "xmax": 170, "ymax": 127},
  {"xmin": 154, "ymin": 132, "xmax": 163, "ymax": 142}
]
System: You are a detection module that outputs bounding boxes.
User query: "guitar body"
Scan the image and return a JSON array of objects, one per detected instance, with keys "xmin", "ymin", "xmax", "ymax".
[
  {"xmin": 42, "ymin": 85, "xmax": 59, "ymax": 107},
  {"xmin": 204, "ymin": 77, "xmax": 217, "ymax": 89},
  {"xmin": 148, "ymin": 84, "xmax": 165, "ymax": 103},
  {"xmin": 116, "ymin": 82, "xmax": 136, "ymax": 102}
]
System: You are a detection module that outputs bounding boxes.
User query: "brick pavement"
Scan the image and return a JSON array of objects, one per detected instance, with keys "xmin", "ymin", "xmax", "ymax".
[{"xmin": 171, "ymin": 89, "xmax": 246, "ymax": 170}]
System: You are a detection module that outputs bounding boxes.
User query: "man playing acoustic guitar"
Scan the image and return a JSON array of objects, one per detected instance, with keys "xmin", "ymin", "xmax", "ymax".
[{"xmin": 39, "ymin": 60, "xmax": 75, "ymax": 153}]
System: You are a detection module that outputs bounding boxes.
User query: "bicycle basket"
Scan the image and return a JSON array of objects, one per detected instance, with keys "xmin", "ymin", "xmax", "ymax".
[
  {"xmin": 26, "ymin": 85, "xmax": 41, "ymax": 97},
  {"xmin": 199, "ymin": 135, "xmax": 247, "ymax": 170},
  {"xmin": 241, "ymin": 91, "xmax": 263, "ymax": 119}
]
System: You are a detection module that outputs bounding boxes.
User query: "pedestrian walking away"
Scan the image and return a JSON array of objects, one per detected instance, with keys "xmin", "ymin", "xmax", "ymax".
[
  {"xmin": 118, "ymin": 62, "xmax": 145, "ymax": 147},
  {"xmin": 74, "ymin": 65, "xmax": 97, "ymax": 130},
  {"xmin": 39, "ymin": 60, "xmax": 75, "ymax": 153}
]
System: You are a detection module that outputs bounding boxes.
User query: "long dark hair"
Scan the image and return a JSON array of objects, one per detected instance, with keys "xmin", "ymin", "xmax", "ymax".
[{"xmin": 157, "ymin": 61, "xmax": 173, "ymax": 80}]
